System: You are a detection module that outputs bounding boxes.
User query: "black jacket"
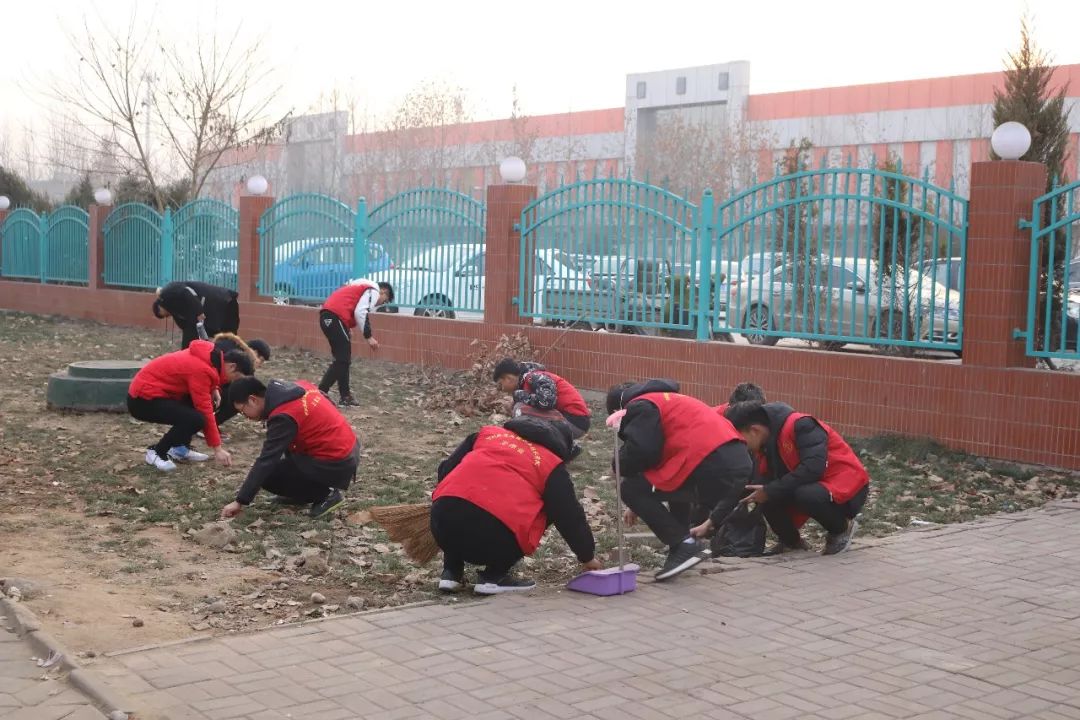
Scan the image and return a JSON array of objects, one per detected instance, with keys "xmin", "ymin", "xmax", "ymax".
[
  {"xmin": 613, "ymin": 379, "xmax": 680, "ymax": 477},
  {"xmin": 158, "ymin": 281, "xmax": 239, "ymax": 348},
  {"xmin": 435, "ymin": 420, "xmax": 594, "ymax": 563},
  {"xmin": 235, "ymin": 380, "xmax": 360, "ymax": 505},
  {"xmin": 759, "ymin": 402, "xmax": 828, "ymax": 504}
]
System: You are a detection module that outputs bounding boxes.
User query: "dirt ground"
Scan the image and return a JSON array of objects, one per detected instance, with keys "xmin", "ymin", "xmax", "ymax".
[{"xmin": 1, "ymin": 310, "xmax": 1078, "ymax": 660}]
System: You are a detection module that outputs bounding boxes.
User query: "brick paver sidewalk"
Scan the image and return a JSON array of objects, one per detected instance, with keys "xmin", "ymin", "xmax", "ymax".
[
  {"xmin": 0, "ymin": 622, "xmax": 106, "ymax": 719},
  {"xmin": 96, "ymin": 502, "xmax": 1080, "ymax": 719}
]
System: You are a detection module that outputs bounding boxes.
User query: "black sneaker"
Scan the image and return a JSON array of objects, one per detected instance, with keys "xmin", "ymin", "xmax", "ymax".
[
  {"xmin": 270, "ymin": 495, "xmax": 310, "ymax": 507},
  {"xmin": 822, "ymin": 518, "xmax": 859, "ymax": 556},
  {"xmin": 763, "ymin": 537, "xmax": 812, "ymax": 556},
  {"xmin": 473, "ymin": 573, "xmax": 536, "ymax": 595},
  {"xmin": 569, "ymin": 444, "xmax": 583, "ymax": 461},
  {"xmin": 339, "ymin": 394, "xmax": 360, "ymax": 407},
  {"xmin": 438, "ymin": 568, "xmax": 464, "ymax": 593},
  {"xmin": 309, "ymin": 489, "xmax": 345, "ymax": 519},
  {"xmin": 654, "ymin": 539, "xmax": 710, "ymax": 581}
]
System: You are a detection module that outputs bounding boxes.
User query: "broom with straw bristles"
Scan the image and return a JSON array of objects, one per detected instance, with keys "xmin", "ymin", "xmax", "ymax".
[{"xmin": 368, "ymin": 504, "xmax": 439, "ymax": 565}]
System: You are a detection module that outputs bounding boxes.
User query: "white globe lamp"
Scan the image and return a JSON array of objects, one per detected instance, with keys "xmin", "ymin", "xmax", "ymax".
[
  {"xmin": 990, "ymin": 122, "xmax": 1032, "ymax": 161},
  {"xmin": 0, "ymin": 196, "xmax": 10, "ymax": 211},
  {"xmin": 246, "ymin": 175, "xmax": 269, "ymax": 196},
  {"xmin": 93, "ymin": 188, "xmax": 113, "ymax": 205},
  {"xmin": 499, "ymin": 156, "xmax": 527, "ymax": 184}
]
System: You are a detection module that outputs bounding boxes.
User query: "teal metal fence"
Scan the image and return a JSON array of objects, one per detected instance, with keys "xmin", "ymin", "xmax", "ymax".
[
  {"xmin": 44, "ymin": 206, "xmax": 90, "ymax": 284},
  {"xmin": 256, "ymin": 194, "xmax": 361, "ymax": 304},
  {"xmin": 519, "ymin": 176, "xmax": 699, "ymax": 333},
  {"xmin": 0, "ymin": 206, "xmax": 90, "ymax": 285},
  {"xmin": 368, "ymin": 187, "xmax": 486, "ymax": 317},
  {"xmin": 173, "ymin": 199, "xmax": 239, "ymax": 291},
  {"xmin": 1, "ymin": 209, "xmax": 44, "ymax": 280},
  {"xmin": 103, "ymin": 203, "xmax": 166, "ymax": 289},
  {"xmin": 711, "ymin": 160, "xmax": 967, "ymax": 353},
  {"xmin": 1021, "ymin": 178, "xmax": 1080, "ymax": 359},
  {"xmin": 518, "ymin": 161, "xmax": 967, "ymax": 351}
]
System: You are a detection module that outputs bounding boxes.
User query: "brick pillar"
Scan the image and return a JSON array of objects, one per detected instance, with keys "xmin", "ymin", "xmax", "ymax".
[
  {"xmin": 484, "ymin": 183, "xmax": 537, "ymax": 326},
  {"xmin": 962, "ymin": 160, "xmax": 1047, "ymax": 368},
  {"xmin": 238, "ymin": 194, "xmax": 273, "ymax": 304},
  {"xmin": 87, "ymin": 203, "xmax": 112, "ymax": 290}
]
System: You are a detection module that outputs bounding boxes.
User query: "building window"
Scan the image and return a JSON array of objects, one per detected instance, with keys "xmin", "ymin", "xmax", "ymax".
[
  {"xmin": 718, "ymin": 72, "xmax": 730, "ymax": 91},
  {"xmin": 636, "ymin": 81, "xmax": 646, "ymax": 99},
  {"xmin": 676, "ymin": 76, "xmax": 686, "ymax": 95}
]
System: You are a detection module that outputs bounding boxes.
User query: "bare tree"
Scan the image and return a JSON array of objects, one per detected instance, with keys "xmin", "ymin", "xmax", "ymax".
[
  {"xmin": 635, "ymin": 113, "xmax": 775, "ymax": 199},
  {"xmin": 47, "ymin": 11, "xmax": 288, "ymax": 209}
]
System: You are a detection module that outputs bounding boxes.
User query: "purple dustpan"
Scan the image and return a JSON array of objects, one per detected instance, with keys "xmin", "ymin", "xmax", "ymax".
[{"xmin": 567, "ymin": 564, "xmax": 640, "ymax": 596}]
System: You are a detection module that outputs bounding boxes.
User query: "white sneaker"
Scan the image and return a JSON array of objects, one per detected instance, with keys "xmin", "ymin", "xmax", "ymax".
[
  {"xmin": 145, "ymin": 449, "xmax": 177, "ymax": 472},
  {"xmin": 168, "ymin": 446, "xmax": 209, "ymax": 463}
]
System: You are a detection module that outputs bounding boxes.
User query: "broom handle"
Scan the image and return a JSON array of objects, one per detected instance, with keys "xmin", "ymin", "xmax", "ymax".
[{"xmin": 613, "ymin": 428, "xmax": 624, "ymax": 570}]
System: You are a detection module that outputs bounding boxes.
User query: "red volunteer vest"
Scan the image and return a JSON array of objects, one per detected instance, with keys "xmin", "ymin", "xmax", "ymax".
[
  {"xmin": 433, "ymin": 426, "xmax": 564, "ymax": 554},
  {"xmin": 322, "ymin": 282, "xmax": 377, "ymax": 328},
  {"xmin": 776, "ymin": 413, "xmax": 869, "ymax": 528},
  {"xmin": 631, "ymin": 392, "xmax": 744, "ymax": 492},
  {"xmin": 269, "ymin": 381, "xmax": 357, "ymax": 460},
  {"xmin": 524, "ymin": 371, "xmax": 589, "ymax": 418}
]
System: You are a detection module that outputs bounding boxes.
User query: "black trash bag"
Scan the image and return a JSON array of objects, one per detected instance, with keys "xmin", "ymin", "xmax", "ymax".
[{"xmin": 711, "ymin": 502, "xmax": 766, "ymax": 557}]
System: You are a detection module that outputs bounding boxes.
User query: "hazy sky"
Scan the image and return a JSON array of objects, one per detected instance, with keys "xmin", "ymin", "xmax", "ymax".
[{"xmin": 1, "ymin": 0, "xmax": 1079, "ymax": 137}]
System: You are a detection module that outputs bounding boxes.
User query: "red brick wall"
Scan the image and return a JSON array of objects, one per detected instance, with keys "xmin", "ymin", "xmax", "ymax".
[{"xmin": 2, "ymin": 281, "xmax": 1079, "ymax": 469}]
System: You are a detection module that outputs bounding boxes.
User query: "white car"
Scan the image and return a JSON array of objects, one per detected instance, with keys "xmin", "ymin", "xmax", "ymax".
[{"xmin": 371, "ymin": 244, "xmax": 591, "ymax": 321}]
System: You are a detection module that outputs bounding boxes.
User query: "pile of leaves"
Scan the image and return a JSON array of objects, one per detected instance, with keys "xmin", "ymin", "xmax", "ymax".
[{"xmin": 412, "ymin": 332, "xmax": 538, "ymax": 416}]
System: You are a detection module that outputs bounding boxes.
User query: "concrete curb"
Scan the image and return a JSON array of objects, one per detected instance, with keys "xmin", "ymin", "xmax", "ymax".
[{"xmin": 1, "ymin": 597, "xmax": 131, "ymax": 719}]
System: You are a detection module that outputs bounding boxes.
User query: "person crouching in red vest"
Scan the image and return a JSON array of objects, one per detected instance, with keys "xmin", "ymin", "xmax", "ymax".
[
  {"xmin": 724, "ymin": 401, "xmax": 870, "ymax": 556},
  {"xmin": 431, "ymin": 408, "xmax": 602, "ymax": 595},
  {"xmin": 713, "ymin": 381, "xmax": 767, "ymax": 417},
  {"xmin": 220, "ymin": 378, "xmax": 360, "ymax": 521},
  {"xmin": 318, "ymin": 280, "xmax": 394, "ymax": 406},
  {"xmin": 493, "ymin": 358, "xmax": 591, "ymax": 460},
  {"xmin": 127, "ymin": 341, "xmax": 253, "ymax": 472},
  {"xmin": 606, "ymin": 379, "xmax": 754, "ymax": 581}
]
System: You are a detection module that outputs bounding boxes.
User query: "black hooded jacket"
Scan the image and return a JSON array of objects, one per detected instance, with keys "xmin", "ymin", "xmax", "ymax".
[
  {"xmin": 158, "ymin": 281, "xmax": 239, "ymax": 348},
  {"xmin": 235, "ymin": 380, "xmax": 360, "ymax": 505},
  {"xmin": 434, "ymin": 416, "xmax": 594, "ymax": 562},
  {"xmin": 609, "ymin": 379, "xmax": 680, "ymax": 477},
  {"xmin": 758, "ymin": 401, "xmax": 830, "ymax": 503}
]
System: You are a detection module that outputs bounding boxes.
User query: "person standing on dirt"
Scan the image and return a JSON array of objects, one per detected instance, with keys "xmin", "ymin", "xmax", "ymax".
[
  {"xmin": 431, "ymin": 406, "xmax": 602, "ymax": 595},
  {"xmin": 606, "ymin": 379, "xmax": 753, "ymax": 581},
  {"xmin": 713, "ymin": 401, "xmax": 870, "ymax": 556},
  {"xmin": 318, "ymin": 280, "xmax": 394, "ymax": 406},
  {"xmin": 493, "ymin": 358, "xmax": 591, "ymax": 460},
  {"xmin": 152, "ymin": 281, "xmax": 241, "ymax": 349},
  {"xmin": 221, "ymin": 377, "xmax": 360, "ymax": 521},
  {"xmin": 127, "ymin": 340, "xmax": 253, "ymax": 472}
]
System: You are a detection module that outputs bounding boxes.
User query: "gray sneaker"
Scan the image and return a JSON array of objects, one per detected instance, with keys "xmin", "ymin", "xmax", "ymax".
[
  {"xmin": 763, "ymin": 537, "xmax": 811, "ymax": 556},
  {"xmin": 822, "ymin": 518, "xmax": 859, "ymax": 556}
]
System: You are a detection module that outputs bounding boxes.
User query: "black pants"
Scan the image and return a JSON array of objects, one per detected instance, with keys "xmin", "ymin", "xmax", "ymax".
[
  {"xmin": 127, "ymin": 395, "xmax": 204, "ymax": 460},
  {"xmin": 179, "ymin": 298, "xmax": 240, "ymax": 349},
  {"xmin": 430, "ymin": 497, "xmax": 523, "ymax": 579},
  {"xmin": 263, "ymin": 454, "xmax": 352, "ymax": 503},
  {"xmin": 763, "ymin": 483, "xmax": 870, "ymax": 546},
  {"xmin": 215, "ymin": 382, "xmax": 238, "ymax": 427},
  {"xmin": 621, "ymin": 443, "xmax": 750, "ymax": 548},
  {"xmin": 318, "ymin": 310, "xmax": 353, "ymax": 397}
]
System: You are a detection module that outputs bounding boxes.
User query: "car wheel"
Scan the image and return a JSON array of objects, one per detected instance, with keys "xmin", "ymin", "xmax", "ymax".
[
  {"xmin": 741, "ymin": 304, "xmax": 779, "ymax": 346},
  {"xmin": 816, "ymin": 341, "xmax": 846, "ymax": 351},
  {"xmin": 413, "ymin": 296, "xmax": 456, "ymax": 320}
]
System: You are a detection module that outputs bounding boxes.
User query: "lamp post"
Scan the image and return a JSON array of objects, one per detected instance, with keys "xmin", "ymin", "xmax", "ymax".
[
  {"xmin": 990, "ymin": 122, "xmax": 1032, "ymax": 161},
  {"xmin": 498, "ymin": 156, "xmax": 527, "ymax": 184}
]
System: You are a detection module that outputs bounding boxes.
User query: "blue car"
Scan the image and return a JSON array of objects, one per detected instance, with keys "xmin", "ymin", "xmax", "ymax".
[{"xmin": 214, "ymin": 238, "xmax": 392, "ymax": 303}]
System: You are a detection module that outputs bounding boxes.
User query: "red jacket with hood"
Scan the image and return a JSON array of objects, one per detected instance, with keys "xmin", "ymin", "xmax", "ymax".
[{"xmin": 128, "ymin": 340, "xmax": 227, "ymax": 447}]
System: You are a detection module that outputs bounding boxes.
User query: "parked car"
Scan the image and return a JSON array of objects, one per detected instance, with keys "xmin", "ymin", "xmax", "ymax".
[
  {"xmin": 733, "ymin": 257, "xmax": 957, "ymax": 350},
  {"xmin": 371, "ymin": 244, "xmax": 591, "ymax": 321},
  {"xmin": 916, "ymin": 257, "xmax": 963, "ymax": 292},
  {"xmin": 215, "ymin": 238, "xmax": 392, "ymax": 302}
]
